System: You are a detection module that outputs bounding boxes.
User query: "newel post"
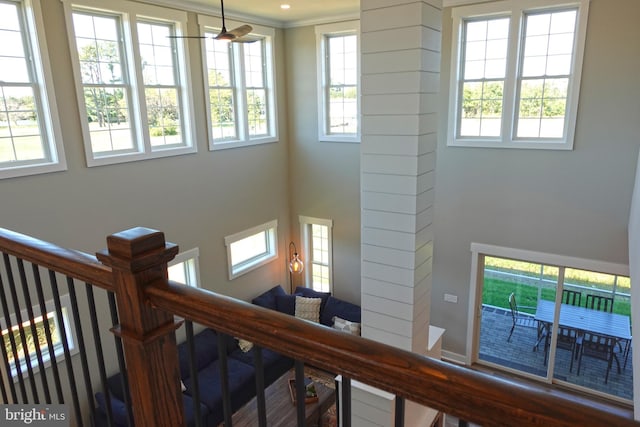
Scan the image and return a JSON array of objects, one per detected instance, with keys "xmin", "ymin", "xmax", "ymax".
[{"xmin": 97, "ymin": 227, "xmax": 185, "ymax": 427}]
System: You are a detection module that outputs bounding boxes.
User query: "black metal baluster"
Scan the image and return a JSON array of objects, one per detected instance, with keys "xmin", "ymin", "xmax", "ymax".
[
  {"xmin": 294, "ymin": 360, "xmax": 305, "ymax": 427},
  {"xmin": 107, "ymin": 291, "xmax": 134, "ymax": 427},
  {"xmin": 342, "ymin": 376, "xmax": 351, "ymax": 427},
  {"xmin": 49, "ymin": 273, "xmax": 81, "ymax": 423},
  {"xmin": 17, "ymin": 259, "xmax": 48, "ymax": 403},
  {"xmin": 0, "ymin": 258, "xmax": 19, "ymax": 403},
  {"xmin": 394, "ymin": 396, "xmax": 405, "ymax": 427},
  {"xmin": 3, "ymin": 253, "xmax": 34, "ymax": 402},
  {"xmin": 218, "ymin": 332, "xmax": 233, "ymax": 427},
  {"xmin": 30, "ymin": 265, "xmax": 54, "ymax": 403},
  {"xmin": 185, "ymin": 321, "xmax": 202, "ymax": 427},
  {"xmin": 43, "ymin": 270, "xmax": 64, "ymax": 403},
  {"xmin": 67, "ymin": 276, "xmax": 91, "ymax": 426},
  {"xmin": 86, "ymin": 283, "xmax": 113, "ymax": 427},
  {"xmin": 254, "ymin": 346, "xmax": 266, "ymax": 427}
]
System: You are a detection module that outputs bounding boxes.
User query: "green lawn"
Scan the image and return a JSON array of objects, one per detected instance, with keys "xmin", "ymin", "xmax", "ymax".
[{"xmin": 483, "ymin": 278, "xmax": 631, "ymax": 317}]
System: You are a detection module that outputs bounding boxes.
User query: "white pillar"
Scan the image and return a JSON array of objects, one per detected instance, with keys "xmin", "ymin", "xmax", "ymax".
[{"xmin": 358, "ymin": 0, "xmax": 442, "ymax": 424}]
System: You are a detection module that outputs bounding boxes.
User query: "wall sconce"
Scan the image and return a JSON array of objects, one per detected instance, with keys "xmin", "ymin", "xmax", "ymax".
[{"xmin": 288, "ymin": 242, "xmax": 304, "ymax": 293}]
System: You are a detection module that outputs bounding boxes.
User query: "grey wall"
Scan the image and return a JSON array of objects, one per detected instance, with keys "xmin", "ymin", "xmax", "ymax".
[
  {"xmin": 284, "ymin": 25, "xmax": 362, "ymax": 304},
  {"xmin": 0, "ymin": 1, "xmax": 292, "ymax": 302},
  {"xmin": 432, "ymin": 0, "xmax": 640, "ymax": 355}
]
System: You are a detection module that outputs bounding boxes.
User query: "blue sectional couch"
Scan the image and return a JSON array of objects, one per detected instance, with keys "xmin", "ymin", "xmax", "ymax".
[{"xmin": 94, "ymin": 285, "xmax": 360, "ymax": 427}]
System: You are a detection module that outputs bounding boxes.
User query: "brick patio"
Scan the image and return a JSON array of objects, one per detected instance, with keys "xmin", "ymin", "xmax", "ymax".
[{"xmin": 478, "ymin": 305, "xmax": 633, "ymax": 400}]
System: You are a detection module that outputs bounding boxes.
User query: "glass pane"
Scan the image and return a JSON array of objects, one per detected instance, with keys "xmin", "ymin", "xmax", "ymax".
[
  {"xmin": 210, "ymin": 88, "xmax": 236, "ymax": 140},
  {"xmin": 247, "ymin": 89, "xmax": 267, "ymax": 136},
  {"xmin": 478, "ymin": 256, "xmax": 558, "ymax": 377},
  {"xmin": 230, "ymin": 232, "xmax": 268, "ymax": 266},
  {"xmin": 146, "ymin": 88, "xmax": 181, "ymax": 146}
]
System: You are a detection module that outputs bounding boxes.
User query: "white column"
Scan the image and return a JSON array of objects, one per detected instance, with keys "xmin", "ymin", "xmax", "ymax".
[{"xmin": 358, "ymin": 0, "xmax": 442, "ymax": 425}]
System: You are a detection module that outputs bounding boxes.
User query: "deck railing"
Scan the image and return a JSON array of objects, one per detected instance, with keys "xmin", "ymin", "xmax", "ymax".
[{"xmin": 0, "ymin": 226, "xmax": 638, "ymax": 427}]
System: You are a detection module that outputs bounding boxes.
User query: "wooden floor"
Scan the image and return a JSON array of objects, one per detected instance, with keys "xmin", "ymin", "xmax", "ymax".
[{"xmin": 230, "ymin": 368, "xmax": 336, "ymax": 427}]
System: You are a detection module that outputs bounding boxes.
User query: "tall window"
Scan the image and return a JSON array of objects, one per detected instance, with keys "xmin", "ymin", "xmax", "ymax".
[
  {"xmin": 224, "ymin": 220, "xmax": 278, "ymax": 279},
  {"xmin": 168, "ymin": 248, "xmax": 200, "ymax": 288},
  {"xmin": 1, "ymin": 294, "xmax": 77, "ymax": 378},
  {"xmin": 448, "ymin": 0, "xmax": 589, "ymax": 150},
  {"xmin": 316, "ymin": 21, "xmax": 360, "ymax": 143},
  {"xmin": 300, "ymin": 216, "xmax": 333, "ymax": 293},
  {"xmin": 199, "ymin": 15, "xmax": 277, "ymax": 150},
  {"xmin": 63, "ymin": 0, "xmax": 195, "ymax": 166},
  {"xmin": 0, "ymin": 0, "xmax": 66, "ymax": 179}
]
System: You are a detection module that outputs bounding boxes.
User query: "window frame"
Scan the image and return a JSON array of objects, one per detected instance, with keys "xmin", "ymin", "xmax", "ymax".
[
  {"xmin": 0, "ymin": 293, "xmax": 78, "ymax": 380},
  {"xmin": 299, "ymin": 216, "xmax": 334, "ymax": 293},
  {"xmin": 198, "ymin": 14, "xmax": 278, "ymax": 151},
  {"xmin": 315, "ymin": 21, "xmax": 361, "ymax": 143},
  {"xmin": 62, "ymin": 0, "xmax": 197, "ymax": 167},
  {"xmin": 168, "ymin": 247, "xmax": 200, "ymax": 288},
  {"xmin": 224, "ymin": 220, "xmax": 278, "ymax": 280},
  {"xmin": 447, "ymin": 0, "xmax": 589, "ymax": 150},
  {"xmin": 0, "ymin": 0, "xmax": 66, "ymax": 180}
]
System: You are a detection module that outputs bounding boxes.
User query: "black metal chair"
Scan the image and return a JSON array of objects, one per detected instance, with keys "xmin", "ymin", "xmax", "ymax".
[
  {"xmin": 576, "ymin": 332, "xmax": 621, "ymax": 383},
  {"xmin": 585, "ymin": 294, "xmax": 614, "ymax": 313},
  {"xmin": 544, "ymin": 326, "xmax": 578, "ymax": 369},
  {"xmin": 507, "ymin": 292, "xmax": 537, "ymax": 342},
  {"xmin": 562, "ymin": 289, "xmax": 582, "ymax": 306}
]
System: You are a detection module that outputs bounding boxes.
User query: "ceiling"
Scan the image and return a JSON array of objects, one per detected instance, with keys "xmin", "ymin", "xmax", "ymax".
[{"xmin": 172, "ymin": 0, "xmax": 360, "ymax": 27}]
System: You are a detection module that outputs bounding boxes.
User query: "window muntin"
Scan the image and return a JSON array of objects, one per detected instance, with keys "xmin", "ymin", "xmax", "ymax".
[
  {"xmin": 168, "ymin": 248, "xmax": 200, "ymax": 288},
  {"xmin": 300, "ymin": 216, "xmax": 333, "ymax": 293},
  {"xmin": 1, "ymin": 294, "xmax": 77, "ymax": 378},
  {"xmin": 64, "ymin": 0, "xmax": 195, "ymax": 166},
  {"xmin": 0, "ymin": 0, "xmax": 66, "ymax": 179},
  {"xmin": 449, "ymin": 0, "xmax": 588, "ymax": 150},
  {"xmin": 199, "ymin": 15, "xmax": 277, "ymax": 150},
  {"xmin": 224, "ymin": 220, "xmax": 278, "ymax": 279},
  {"xmin": 316, "ymin": 21, "xmax": 360, "ymax": 143}
]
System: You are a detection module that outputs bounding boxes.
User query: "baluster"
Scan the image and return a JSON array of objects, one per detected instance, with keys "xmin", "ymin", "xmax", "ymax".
[
  {"xmin": 294, "ymin": 360, "xmax": 305, "ymax": 427},
  {"xmin": 254, "ymin": 346, "xmax": 266, "ymax": 427},
  {"xmin": 185, "ymin": 321, "xmax": 202, "ymax": 427},
  {"xmin": 0, "ymin": 257, "xmax": 19, "ymax": 403},
  {"xmin": 218, "ymin": 332, "xmax": 233, "ymax": 427},
  {"xmin": 394, "ymin": 396, "xmax": 405, "ymax": 427},
  {"xmin": 108, "ymin": 291, "xmax": 134, "ymax": 427},
  {"xmin": 67, "ymin": 276, "xmax": 92, "ymax": 426},
  {"xmin": 342, "ymin": 376, "xmax": 351, "ymax": 427}
]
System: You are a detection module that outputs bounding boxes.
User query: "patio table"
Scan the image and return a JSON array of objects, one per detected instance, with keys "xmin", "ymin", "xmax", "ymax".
[{"xmin": 534, "ymin": 300, "xmax": 631, "ymax": 341}]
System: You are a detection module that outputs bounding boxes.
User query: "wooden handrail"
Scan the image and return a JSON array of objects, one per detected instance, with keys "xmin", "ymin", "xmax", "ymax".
[
  {"xmin": 147, "ymin": 279, "xmax": 638, "ymax": 427},
  {"xmin": 0, "ymin": 227, "xmax": 113, "ymax": 291}
]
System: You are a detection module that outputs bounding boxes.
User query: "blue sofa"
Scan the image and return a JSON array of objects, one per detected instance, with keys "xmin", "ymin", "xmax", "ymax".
[{"xmin": 93, "ymin": 285, "xmax": 360, "ymax": 427}]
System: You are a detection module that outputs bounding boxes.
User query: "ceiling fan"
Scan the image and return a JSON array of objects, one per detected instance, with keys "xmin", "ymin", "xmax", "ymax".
[{"xmin": 171, "ymin": 0, "xmax": 254, "ymax": 42}]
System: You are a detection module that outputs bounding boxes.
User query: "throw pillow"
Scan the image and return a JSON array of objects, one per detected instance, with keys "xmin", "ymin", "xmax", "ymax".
[
  {"xmin": 332, "ymin": 316, "xmax": 361, "ymax": 335},
  {"xmin": 275, "ymin": 294, "xmax": 297, "ymax": 315},
  {"xmin": 238, "ymin": 338, "xmax": 254, "ymax": 353},
  {"xmin": 320, "ymin": 296, "xmax": 361, "ymax": 326},
  {"xmin": 181, "ymin": 380, "xmax": 187, "ymax": 392},
  {"xmin": 294, "ymin": 296, "xmax": 322, "ymax": 323},
  {"xmin": 294, "ymin": 286, "xmax": 331, "ymax": 312},
  {"xmin": 251, "ymin": 285, "xmax": 287, "ymax": 310}
]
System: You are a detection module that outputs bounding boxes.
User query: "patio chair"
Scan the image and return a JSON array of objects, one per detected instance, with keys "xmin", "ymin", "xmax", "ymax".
[
  {"xmin": 585, "ymin": 294, "xmax": 614, "ymax": 313},
  {"xmin": 507, "ymin": 292, "xmax": 537, "ymax": 342},
  {"xmin": 576, "ymin": 332, "xmax": 621, "ymax": 384},
  {"xmin": 562, "ymin": 289, "xmax": 582, "ymax": 306},
  {"xmin": 544, "ymin": 325, "xmax": 578, "ymax": 370}
]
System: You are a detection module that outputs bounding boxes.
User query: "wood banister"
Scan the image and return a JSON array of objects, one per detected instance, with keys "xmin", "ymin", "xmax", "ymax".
[
  {"xmin": 97, "ymin": 227, "xmax": 185, "ymax": 427},
  {"xmin": 146, "ymin": 280, "xmax": 638, "ymax": 427},
  {"xmin": 0, "ymin": 227, "xmax": 113, "ymax": 291}
]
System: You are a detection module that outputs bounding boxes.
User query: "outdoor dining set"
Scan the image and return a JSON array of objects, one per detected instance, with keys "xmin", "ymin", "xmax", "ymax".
[{"xmin": 509, "ymin": 290, "xmax": 632, "ymax": 384}]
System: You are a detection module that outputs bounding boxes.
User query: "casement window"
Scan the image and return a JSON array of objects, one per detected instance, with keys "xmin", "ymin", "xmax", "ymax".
[
  {"xmin": 168, "ymin": 248, "xmax": 200, "ymax": 288},
  {"xmin": 62, "ymin": 0, "xmax": 196, "ymax": 166},
  {"xmin": 316, "ymin": 21, "xmax": 360, "ymax": 143},
  {"xmin": 224, "ymin": 220, "xmax": 278, "ymax": 279},
  {"xmin": 300, "ymin": 216, "xmax": 333, "ymax": 293},
  {"xmin": 447, "ymin": 0, "xmax": 589, "ymax": 150},
  {"xmin": 198, "ymin": 14, "xmax": 277, "ymax": 150},
  {"xmin": 1, "ymin": 294, "xmax": 77, "ymax": 378},
  {"xmin": 0, "ymin": 0, "xmax": 66, "ymax": 179}
]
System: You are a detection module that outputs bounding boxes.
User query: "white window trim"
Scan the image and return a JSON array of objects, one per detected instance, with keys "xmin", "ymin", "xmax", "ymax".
[
  {"xmin": 61, "ymin": 0, "xmax": 197, "ymax": 167},
  {"xmin": 197, "ymin": 14, "xmax": 278, "ymax": 151},
  {"xmin": 0, "ymin": 0, "xmax": 67, "ymax": 180},
  {"xmin": 224, "ymin": 219, "xmax": 278, "ymax": 280},
  {"xmin": 168, "ymin": 247, "xmax": 201, "ymax": 288},
  {"xmin": 299, "ymin": 215, "xmax": 334, "ymax": 292},
  {"xmin": 447, "ymin": 0, "xmax": 589, "ymax": 150},
  {"xmin": 0, "ymin": 293, "xmax": 78, "ymax": 380},
  {"xmin": 315, "ymin": 21, "xmax": 361, "ymax": 143}
]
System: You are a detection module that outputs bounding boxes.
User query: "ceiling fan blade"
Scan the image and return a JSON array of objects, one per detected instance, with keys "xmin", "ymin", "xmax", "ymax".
[
  {"xmin": 228, "ymin": 24, "xmax": 252, "ymax": 38},
  {"xmin": 167, "ymin": 35, "xmax": 208, "ymax": 39}
]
